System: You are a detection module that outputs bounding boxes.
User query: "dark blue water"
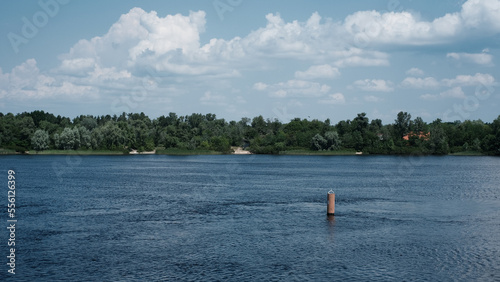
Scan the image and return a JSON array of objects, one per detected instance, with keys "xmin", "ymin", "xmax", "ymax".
[{"xmin": 0, "ymin": 155, "xmax": 499, "ymax": 281}]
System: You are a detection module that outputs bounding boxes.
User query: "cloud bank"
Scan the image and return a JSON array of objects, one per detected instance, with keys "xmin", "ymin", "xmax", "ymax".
[{"xmin": 0, "ymin": 0, "xmax": 499, "ymax": 121}]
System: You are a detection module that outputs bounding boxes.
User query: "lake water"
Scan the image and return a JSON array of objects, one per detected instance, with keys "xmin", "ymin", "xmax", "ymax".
[{"xmin": 0, "ymin": 155, "xmax": 499, "ymax": 281}]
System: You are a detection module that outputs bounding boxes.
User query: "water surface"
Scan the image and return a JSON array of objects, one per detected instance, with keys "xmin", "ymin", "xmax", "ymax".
[{"xmin": 1, "ymin": 155, "xmax": 499, "ymax": 281}]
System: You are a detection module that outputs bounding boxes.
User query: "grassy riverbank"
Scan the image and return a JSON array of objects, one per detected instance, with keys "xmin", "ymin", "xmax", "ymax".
[
  {"xmin": 0, "ymin": 149, "xmax": 17, "ymax": 155},
  {"xmin": 0, "ymin": 148, "xmax": 490, "ymax": 156},
  {"xmin": 155, "ymin": 148, "xmax": 224, "ymax": 155},
  {"xmin": 449, "ymin": 151, "xmax": 485, "ymax": 156},
  {"xmin": 279, "ymin": 149, "xmax": 359, "ymax": 155},
  {"xmin": 30, "ymin": 150, "xmax": 127, "ymax": 155}
]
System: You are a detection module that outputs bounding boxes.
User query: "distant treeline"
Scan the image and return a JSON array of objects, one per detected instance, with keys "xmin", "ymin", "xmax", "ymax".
[{"xmin": 0, "ymin": 111, "xmax": 499, "ymax": 155}]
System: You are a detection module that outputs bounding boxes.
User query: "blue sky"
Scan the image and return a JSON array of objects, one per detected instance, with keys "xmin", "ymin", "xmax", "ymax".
[{"xmin": 1, "ymin": 0, "xmax": 499, "ymax": 124}]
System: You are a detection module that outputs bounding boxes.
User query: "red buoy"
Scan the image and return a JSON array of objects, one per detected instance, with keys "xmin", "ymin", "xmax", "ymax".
[{"xmin": 327, "ymin": 190, "xmax": 335, "ymax": 215}]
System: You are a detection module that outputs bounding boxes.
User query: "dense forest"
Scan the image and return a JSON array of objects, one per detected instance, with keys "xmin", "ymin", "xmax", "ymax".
[{"xmin": 0, "ymin": 110, "xmax": 499, "ymax": 155}]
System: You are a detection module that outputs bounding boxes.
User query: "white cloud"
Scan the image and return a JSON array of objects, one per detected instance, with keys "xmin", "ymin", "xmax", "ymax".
[
  {"xmin": 242, "ymin": 12, "xmax": 322, "ymax": 57},
  {"xmin": 447, "ymin": 52, "xmax": 493, "ymax": 65},
  {"xmin": 59, "ymin": 8, "xmax": 236, "ymax": 77},
  {"xmin": 255, "ymin": 79, "xmax": 331, "ymax": 98},
  {"xmin": 4, "ymin": 2, "xmax": 500, "ymax": 108},
  {"xmin": 442, "ymin": 73, "xmax": 495, "ymax": 87},
  {"xmin": 402, "ymin": 73, "xmax": 496, "ymax": 89},
  {"xmin": 353, "ymin": 79, "xmax": 394, "ymax": 92},
  {"xmin": 72, "ymin": 8, "xmax": 387, "ymax": 72},
  {"xmin": 90, "ymin": 8, "xmax": 203, "ymax": 61},
  {"xmin": 319, "ymin": 93, "xmax": 346, "ymax": 105},
  {"xmin": 253, "ymin": 82, "xmax": 268, "ymax": 91},
  {"xmin": 57, "ymin": 58, "xmax": 96, "ymax": 76},
  {"xmin": 88, "ymin": 66, "xmax": 132, "ymax": 83},
  {"xmin": 0, "ymin": 59, "xmax": 96, "ymax": 100},
  {"xmin": 406, "ymin": 68, "xmax": 425, "ymax": 77},
  {"xmin": 343, "ymin": 0, "xmax": 500, "ymax": 46},
  {"xmin": 239, "ymin": 0, "xmax": 500, "ymax": 60},
  {"xmin": 49, "ymin": 0, "xmax": 500, "ymax": 86},
  {"xmin": 461, "ymin": 0, "xmax": 500, "ymax": 31},
  {"xmin": 295, "ymin": 64, "xmax": 340, "ymax": 80},
  {"xmin": 332, "ymin": 49, "xmax": 390, "ymax": 67},
  {"xmin": 401, "ymin": 77, "xmax": 440, "ymax": 89},
  {"xmin": 440, "ymin": 87, "xmax": 466, "ymax": 99},
  {"xmin": 333, "ymin": 56, "xmax": 389, "ymax": 68}
]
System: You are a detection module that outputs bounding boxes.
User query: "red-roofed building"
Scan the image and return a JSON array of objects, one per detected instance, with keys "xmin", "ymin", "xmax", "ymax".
[{"xmin": 403, "ymin": 131, "xmax": 430, "ymax": 141}]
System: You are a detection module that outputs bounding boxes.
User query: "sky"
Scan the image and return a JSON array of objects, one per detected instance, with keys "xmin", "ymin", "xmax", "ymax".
[{"xmin": 1, "ymin": 0, "xmax": 500, "ymax": 124}]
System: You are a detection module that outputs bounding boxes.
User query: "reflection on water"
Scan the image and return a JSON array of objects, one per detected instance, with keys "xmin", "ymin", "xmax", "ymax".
[
  {"xmin": 0, "ymin": 155, "xmax": 499, "ymax": 281},
  {"xmin": 326, "ymin": 215, "xmax": 336, "ymax": 242}
]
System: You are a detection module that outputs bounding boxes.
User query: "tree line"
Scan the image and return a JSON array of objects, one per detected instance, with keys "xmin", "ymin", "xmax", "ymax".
[{"xmin": 0, "ymin": 110, "xmax": 499, "ymax": 155}]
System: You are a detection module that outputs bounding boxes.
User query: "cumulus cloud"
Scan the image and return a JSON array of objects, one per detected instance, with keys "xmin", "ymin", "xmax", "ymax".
[
  {"xmin": 254, "ymin": 79, "xmax": 330, "ymax": 98},
  {"xmin": 332, "ymin": 49, "xmax": 389, "ymax": 67},
  {"xmin": 49, "ymin": 0, "xmax": 500, "ymax": 83},
  {"xmin": 57, "ymin": 8, "xmax": 394, "ymax": 79},
  {"xmin": 242, "ymin": 12, "xmax": 328, "ymax": 57},
  {"xmin": 353, "ymin": 79, "xmax": 394, "ymax": 92},
  {"xmin": 3, "ymin": 1, "xmax": 500, "ymax": 105},
  {"xmin": 70, "ymin": 9, "xmax": 203, "ymax": 58},
  {"xmin": 0, "ymin": 59, "xmax": 96, "ymax": 100},
  {"xmin": 319, "ymin": 93, "xmax": 346, "ymax": 105},
  {"xmin": 440, "ymin": 87, "xmax": 466, "ymax": 99},
  {"xmin": 447, "ymin": 52, "xmax": 493, "ymax": 65},
  {"xmin": 461, "ymin": 0, "xmax": 500, "ymax": 31},
  {"xmin": 295, "ymin": 64, "xmax": 340, "ymax": 80},
  {"xmin": 54, "ymin": 8, "xmax": 241, "ymax": 83},
  {"xmin": 401, "ymin": 77, "xmax": 440, "ymax": 89},
  {"xmin": 57, "ymin": 58, "xmax": 96, "ymax": 76},
  {"xmin": 442, "ymin": 73, "xmax": 495, "ymax": 87},
  {"xmin": 343, "ymin": 0, "xmax": 500, "ymax": 46},
  {"xmin": 420, "ymin": 87, "xmax": 469, "ymax": 101},
  {"xmin": 253, "ymin": 82, "xmax": 268, "ymax": 91},
  {"xmin": 402, "ymin": 73, "xmax": 495, "ymax": 89},
  {"xmin": 406, "ymin": 68, "xmax": 425, "ymax": 77}
]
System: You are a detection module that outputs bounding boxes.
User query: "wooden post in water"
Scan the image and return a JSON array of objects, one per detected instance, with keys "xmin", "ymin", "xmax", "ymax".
[{"xmin": 327, "ymin": 190, "xmax": 335, "ymax": 215}]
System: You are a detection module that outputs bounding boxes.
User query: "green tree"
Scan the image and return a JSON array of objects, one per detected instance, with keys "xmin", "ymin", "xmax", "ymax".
[
  {"xmin": 16, "ymin": 116, "xmax": 36, "ymax": 149},
  {"xmin": 324, "ymin": 131, "xmax": 341, "ymax": 150},
  {"xmin": 100, "ymin": 121, "xmax": 125, "ymax": 150},
  {"xmin": 91, "ymin": 128, "xmax": 103, "ymax": 149},
  {"xmin": 428, "ymin": 125, "xmax": 449, "ymax": 154},
  {"xmin": 59, "ymin": 127, "xmax": 75, "ymax": 150},
  {"xmin": 490, "ymin": 115, "xmax": 500, "ymax": 155},
  {"xmin": 352, "ymin": 131, "xmax": 364, "ymax": 151},
  {"xmin": 72, "ymin": 127, "xmax": 81, "ymax": 149},
  {"xmin": 210, "ymin": 136, "xmax": 230, "ymax": 153},
  {"xmin": 80, "ymin": 117, "xmax": 98, "ymax": 131},
  {"xmin": 412, "ymin": 117, "xmax": 427, "ymax": 133},
  {"xmin": 53, "ymin": 133, "xmax": 60, "ymax": 149},
  {"xmin": 251, "ymin": 115, "xmax": 267, "ymax": 135},
  {"xmin": 31, "ymin": 129, "xmax": 49, "ymax": 151},
  {"xmin": 78, "ymin": 126, "xmax": 92, "ymax": 149},
  {"xmin": 394, "ymin": 111, "xmax": 412, "ymax": 138},
  {"xmin": 353, "ymin": 112, "xmax": 369, "ymax": 132},
  {"xmin": 312, "ymin": 134, "xmax": 327, "ymax": 150}
]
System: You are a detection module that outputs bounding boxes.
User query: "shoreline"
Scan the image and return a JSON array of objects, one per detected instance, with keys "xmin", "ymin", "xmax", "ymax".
[
  {"xmin": 231, "ymin": 146, "xmax": 252, "ymax": 155},
  {"xmin": 0, "ymin": 149, "xmax": 489, "ymax": 156},
  {"xmin": 129, "ymin": 149, "xmax": 156, "ymax": 155}
]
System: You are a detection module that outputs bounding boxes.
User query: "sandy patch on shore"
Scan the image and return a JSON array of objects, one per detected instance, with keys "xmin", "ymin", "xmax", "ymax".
[
  {"xmin": 129, "ymin": 149, "xmax": 156, "ymax": 155},
  {"xmin": 232, "ymin": 147, "xmax": 252, "ymax": 155}
]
